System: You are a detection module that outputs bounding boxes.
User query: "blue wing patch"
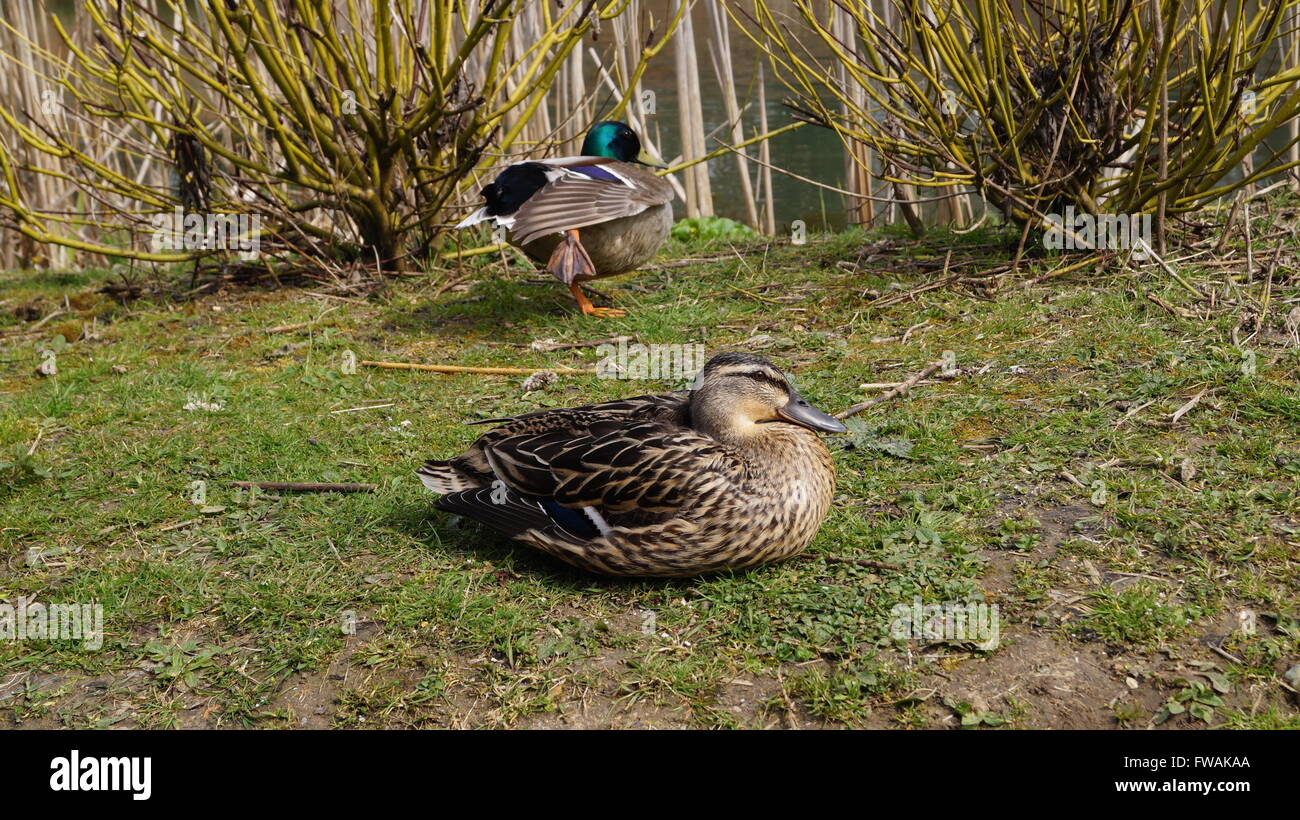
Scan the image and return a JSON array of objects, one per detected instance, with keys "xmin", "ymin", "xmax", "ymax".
[{"xmin": 540, "ymin": 499, "xmax": 601, "ymax": 539}]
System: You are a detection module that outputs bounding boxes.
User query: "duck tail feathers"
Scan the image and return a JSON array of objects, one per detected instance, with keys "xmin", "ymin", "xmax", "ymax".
[
  {"xmin": 455, "ymin": 207, "xmax": 493, "ymax": 229},
  {"xmin": 415, "ymin": 460, "xmax": 484, "ymax": 495}
]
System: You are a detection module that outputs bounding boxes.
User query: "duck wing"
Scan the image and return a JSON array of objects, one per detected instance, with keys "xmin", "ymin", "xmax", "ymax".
[
  {"xmin": 507, "ymin": 158, "xmax": 674, "ymax": 246},
  {"xmin": 416, "ymin": 391, "xmax": 687, "ymax": 491},
  {"xmin": 488, "ymin": 420, "xmax": 735, "ymax": 522},
  {"xmin": 432, "ymin": 416, "xmax": 741, "ymax": 544}
]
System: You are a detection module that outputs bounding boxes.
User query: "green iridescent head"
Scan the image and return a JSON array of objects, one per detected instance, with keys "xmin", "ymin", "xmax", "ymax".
[{"xmin": 580, "ymin": 121, "xmax": 667, "ymax": 167}]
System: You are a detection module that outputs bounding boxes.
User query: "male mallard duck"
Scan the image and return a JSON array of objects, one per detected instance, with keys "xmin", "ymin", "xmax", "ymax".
[
  {"xmin": 456, "ymin": 121, "xmax": 674, "ymax": 318},
  {"xmin": 416, "ymin": 353, "xmax": 847, "ymax": 577}
]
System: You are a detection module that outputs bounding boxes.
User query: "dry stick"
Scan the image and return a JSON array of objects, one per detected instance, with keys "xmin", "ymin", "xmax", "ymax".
[
  {"xmin": 230, "ymin": 481, "xmax": 376, "ymax": 493},
  {"xmin": 26, "ymin": 427, "xmax": 43, "ymax": 457},
  {"xmin": 870, "ymin": 264, "xmax": 1011, "ymax": 308},
  {"xmin": 1257, "ymin": 230, "xmax": 1288, "ymax": 333},
  {"xmin": 431, "ymin": 272, "xmax": 473, "ymax": 298},
  {"xmin": 705, "ymin": 0, "xmax": 758, "ymax": 229},
  {"xmin": 836, "ymin": 360, "xmax": 946, "ymax": 420},
  {"xmin": 1244, "ymin": 202, "xmax": 1255, "ymax": 285},
  {"xmin": 157, "ymin": 519, "xmax": 201, "ymax": 533},
  {"xmin": 758, "ymin": 63, "xmax": 776, "ymax": 235},
  {"xmin": 1214, "ymin": 199, "xmax": 1240, "ymax": 255},
  {"xmin": 726, "ymin": 283, "xmax": 783, "ymax": 306},
  {"xmin": 258, "ymin": 304, "xmax": 337, "ymax": 335},
  {"xmin": 1170, "ymin": 389, "xmax": 1207, "ymax": 425},
  {"xmin": 361, "ymin": 360, "xmax": 595, "ymax": 376},
  {"xmin": 28, "ymin": 309, "xmax": 65, "ymax": 331},
  {"xmin": 529, "ymin": 335, "xmax": 630, "ymax": 351},
  {"xmin": 1026, "ymin": 252, "xmax": 1111, "ymax": 285},
  {"xmin": 331, "ymin": 403, "xmax": 395, "ymax": 414},
  {"xmin": 1140, "ymin": 240, "xmax": 1206, "ymax": 299},
  {"xmin": 1145, "ymin": 292, "xmax": 1194, "ymax": 319},
  {"xmin": 858, "ymin": 380, "xmax": 940, "ymax": 390},
  {"xmin": 262, "ymin": 319, "xmax": 335, "ymax": 335}
]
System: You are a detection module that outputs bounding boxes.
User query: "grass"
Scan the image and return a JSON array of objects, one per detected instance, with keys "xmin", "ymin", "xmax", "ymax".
[
  {"xmin": 0, "ymin": 217, "xmax": 1297, "ymax": 729},
  {"xmin": 1074, "ymin": 583, "xmax": 1200, "ymax": 646}
]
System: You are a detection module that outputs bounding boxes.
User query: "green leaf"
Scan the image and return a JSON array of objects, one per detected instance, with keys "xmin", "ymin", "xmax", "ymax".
[
  {"xmin": 670, "ymin": 216, "xmax": 759, "ymax": 242},
  {"xmin": 869, "ymin": 436, "xmax": 915, "ymax": 459}
]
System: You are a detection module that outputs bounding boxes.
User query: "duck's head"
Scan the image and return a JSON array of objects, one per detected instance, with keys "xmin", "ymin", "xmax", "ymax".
[
  {"xmin": 689, "ymin": 352, "xmax": 847, "ymax": 446},
  {"xmin": 581, "ymin": 121, "xmax": 668, "ymax": 168}
]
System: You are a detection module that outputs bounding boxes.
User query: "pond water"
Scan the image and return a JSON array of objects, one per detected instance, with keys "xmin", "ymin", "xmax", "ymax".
[{"xmin": 622, "ymin": 1, "xmax": 850, "ymax": 231}]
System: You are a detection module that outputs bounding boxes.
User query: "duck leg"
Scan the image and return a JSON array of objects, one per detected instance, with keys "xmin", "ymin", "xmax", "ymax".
[
  {"xmin": 567, "ymin": 282, "xmax": 627, "ymax": 318},
  {"xmin": 546, "ymin": 229, "xmax": 627, "ymax": 318},
  {"xmin": 579, "ymin": 283, "xmax": 615, "ymax": 303}
]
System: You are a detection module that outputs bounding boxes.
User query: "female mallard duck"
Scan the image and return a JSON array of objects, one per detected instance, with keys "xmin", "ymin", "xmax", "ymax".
[
  {"xmin": 416, "ymin": 353, "xmax": 847, "ymax": 577},
  {"xmin": 456, "ymin": 121, "xmax": 673, "ymax": 318}
]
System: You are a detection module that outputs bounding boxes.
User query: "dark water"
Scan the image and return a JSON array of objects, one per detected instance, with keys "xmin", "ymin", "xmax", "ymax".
[
  {"xmin": 621, "ymin": 2, "xmax": 849, "ymax": 231},
  {"xmin": 635, "ymin": 53, "xmax": 850, "ymax": 231}
]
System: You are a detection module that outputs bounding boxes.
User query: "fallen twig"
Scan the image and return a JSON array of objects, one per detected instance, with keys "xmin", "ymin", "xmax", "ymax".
[
  {"xmin": 361, "ymin": 360, "xmax": 594, "ymax": 375},
  {"xmin": 725, "ymin": 283, "xmax": 784, "ymax": 305},
  {"xmin": 1059, "ymin": 470, "xmax": 1087, "ymax": 489},
  {"xmin": 26, "ymin": 428, "xmax": 43, "ymax": 457},
  {"xmin": 439, "ymin": 243, "xmax": 506, "ymax": 260},
  {"xmin": 308, "ymin": 292, "xmax": 371, "ymax": 306},
  {"xmin": 431, "ymin": 271, "xmax": 473, "ymax": 298},
  {"xmin": 230, "ymin": 481, "xmax": 376, "ymax": 493},
  {"xmin": 263, "ymin": 314, "xmax": 337, "ymax": 335},
  {"xmin": 836, "ymin": 360, "xmax": 946, "ymax": 420},
  {"xmin": 1169, "ymin": 389, "xmax": 1207, "ymax": 424},
  {"xmin": 857, "ymin": 380, "xmax": 939, "ymax": 390},
  {"xmin": 29, "ymin": 309, "xmax": 66, "ymax": 331},
  {"xmin": 1144, "ymin": 291, "xmax": 1195, "ymax": 319},
  {"xmin": 156, "ymin": 518, "xmax": 201, "ymax": 533},
  {"xmin": 869, "ymin": 263, "xmax": 1011, "ymax": 308},
  {"xmin": 529, "ymin": 335, "xmax": 630, "ymax": 351},
  {"xmin": 1138, "ymin": 240, "xmax": 1206, "ymax": 299},
  {"xmin": 1027, "ymin": 252, "xmax": 1112, "ymax": 285}
]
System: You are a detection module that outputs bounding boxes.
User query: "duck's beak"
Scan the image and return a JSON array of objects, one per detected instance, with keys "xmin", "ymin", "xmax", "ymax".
[
  {"xmin": 636, "ymin": 148, "xmax": 669, "ymax": 169},
  {"xmin": 773, "ymin": 391, "xmax": 848, "ymax": 434}
]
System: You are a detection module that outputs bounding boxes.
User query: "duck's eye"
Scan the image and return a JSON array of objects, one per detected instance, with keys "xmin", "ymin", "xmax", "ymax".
[{"xmin": 742, "ymin": 371, "xmax": 788, "ymax": 391}]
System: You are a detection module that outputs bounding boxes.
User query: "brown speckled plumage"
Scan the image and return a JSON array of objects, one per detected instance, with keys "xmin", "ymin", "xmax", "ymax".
[{"xmin": 416, "ymin": 353, "xmax": 845, "ymax": 577}]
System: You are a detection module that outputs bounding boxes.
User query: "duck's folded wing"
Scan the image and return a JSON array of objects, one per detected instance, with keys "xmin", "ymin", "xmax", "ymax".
[
  {"xmin": 481, "ymin": 421, "xmax": 737, "ymax": 531},
  {"xmin": 434, "ymin": 483, "xmax": 556, "ymax": 538},
  {"xmin": 441, "ymin": 392, "xmax": 689, "ymax": 480},
  {"xmin": 510, "ymin": 162, "xmax": 674, "ymax": 246}
]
